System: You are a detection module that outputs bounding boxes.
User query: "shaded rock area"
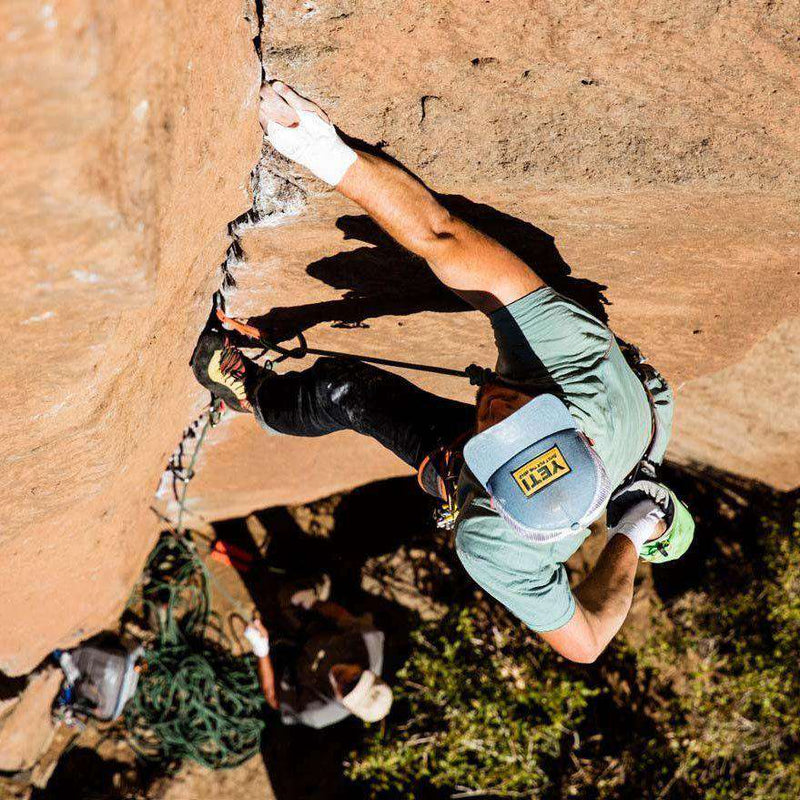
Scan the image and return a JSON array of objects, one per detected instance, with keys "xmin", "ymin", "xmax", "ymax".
[
  {"xmin": 2, "ymin": 0, "xmax": 798, "ymax": 685},
  {"xmin": 8, "ymin": 465, "xmax": 785, "ymax": 799}
]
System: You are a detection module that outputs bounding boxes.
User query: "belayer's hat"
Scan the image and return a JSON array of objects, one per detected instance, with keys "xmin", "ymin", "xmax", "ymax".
[
  {"xmin": 463, "ymin": 394, "xmax": 611, "ymax": 542},
  {"xmin": 340, "ymin": 670, "xmax": 393, "ymax": 723}
]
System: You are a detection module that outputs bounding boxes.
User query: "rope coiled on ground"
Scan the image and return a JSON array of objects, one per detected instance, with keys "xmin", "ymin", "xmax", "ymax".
[
  {"xmin": 124, "ymin": 534, "xmax": 266, "ymax": 769},
  {"xmin": 125, "ymin": 401, "xmax": 265, "ymax": 770}
]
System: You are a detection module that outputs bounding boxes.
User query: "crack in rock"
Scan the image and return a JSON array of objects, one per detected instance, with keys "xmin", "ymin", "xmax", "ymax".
[{"xmin": 157, "ymin": 5, "xmax": 309, "ymax": 523}]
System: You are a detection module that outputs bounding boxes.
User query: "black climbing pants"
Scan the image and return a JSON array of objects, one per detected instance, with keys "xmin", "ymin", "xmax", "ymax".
[{"xmin": 252, "ymin": 357, "xmax": 475, "ymax": 470}]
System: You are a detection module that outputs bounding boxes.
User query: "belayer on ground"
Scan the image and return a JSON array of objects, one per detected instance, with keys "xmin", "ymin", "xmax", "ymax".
[
  {"xmin": 243, "ymin": 574, "xmax": 392, "ymax": 729},
  {"xmin": 192, "ymin": 80, "xmax": 695, "ymax": 665}
]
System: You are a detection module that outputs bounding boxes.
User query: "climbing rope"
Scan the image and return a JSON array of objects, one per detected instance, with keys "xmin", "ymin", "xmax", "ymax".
[
  {"xmin": 124, "ymin": 535, "xmax": 265, "ymax": 769},
  {"xmin": 125, "ymin": 400, "xmax": 266, "ymax": 770},
  {"xmin": 216, "ymin": 307, "xmax": 495, "ymax": 385}
]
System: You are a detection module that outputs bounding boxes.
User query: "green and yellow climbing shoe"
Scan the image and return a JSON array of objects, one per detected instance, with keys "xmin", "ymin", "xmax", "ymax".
[{"xmin": 190, "ymin": 319, "xmax": 258, "ymax": 413}]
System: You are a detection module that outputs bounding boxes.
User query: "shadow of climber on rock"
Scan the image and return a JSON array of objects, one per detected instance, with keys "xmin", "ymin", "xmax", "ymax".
[{"xmin": 247, "ymin": 195, "xmax": 609, "ymax": 344}]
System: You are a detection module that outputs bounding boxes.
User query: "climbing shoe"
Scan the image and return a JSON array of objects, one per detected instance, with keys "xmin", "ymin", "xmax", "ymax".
[{"xmin": 190, "ymin": 320, "xmax": 260, "ymax": 413}]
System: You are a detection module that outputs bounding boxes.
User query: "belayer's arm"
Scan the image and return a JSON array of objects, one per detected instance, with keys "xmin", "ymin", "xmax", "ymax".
[
  {"xmin": 245, "ymin": 620, "xmax": 280, "ymax": 709},
  {"xmin": 337, "ymin": 152, "xmax": 545, "ymax": 314},
  {"xmin": 256, "ymin": 653, "xmax": 280, "ymax": 710}
]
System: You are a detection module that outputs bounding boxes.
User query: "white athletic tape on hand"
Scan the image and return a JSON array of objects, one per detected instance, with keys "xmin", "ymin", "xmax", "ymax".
[
  {"xmin": 267, "ymin": 109, "xmax": 357, "ymax": 186},
  {"xmin": 244, "ymin": 624, "xmax": 270, "ymax": 658},
  {"xmin": 608, "ymin": 499, "xmax": 665, "ymax": 555}
]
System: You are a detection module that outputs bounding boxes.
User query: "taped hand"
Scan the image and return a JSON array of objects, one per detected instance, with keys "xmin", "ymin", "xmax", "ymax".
[
  {"xmin": 260, "ymin": 81, "xmax": 356, "ymax": 186},
  {"xmin": 607, "ymin": 498, "xmax": 665, "ymax": 555},
  {"xmin": 607, "ymin": 479, "xmax": 695, "ymax": 563}
]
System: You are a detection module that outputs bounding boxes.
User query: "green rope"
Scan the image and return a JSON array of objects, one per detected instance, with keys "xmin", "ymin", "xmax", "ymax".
[
  {"xmin": 125, "ymin": 402, "xmax": 266, "ymax": 770},
  {"xmin": 125, "ymin": 535, "xmax": 266, "ymax": 770}
]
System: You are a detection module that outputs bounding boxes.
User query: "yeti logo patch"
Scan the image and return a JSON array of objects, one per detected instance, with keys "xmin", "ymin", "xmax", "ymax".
[{"xmin": 511, "ymin": 446, "xmax": 571, "ymax": 497}]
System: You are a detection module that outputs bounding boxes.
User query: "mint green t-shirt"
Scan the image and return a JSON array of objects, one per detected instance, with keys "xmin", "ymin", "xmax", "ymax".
[{"xmin": 455, "ymin": 288, "xmax": 673, "ymax": 632}]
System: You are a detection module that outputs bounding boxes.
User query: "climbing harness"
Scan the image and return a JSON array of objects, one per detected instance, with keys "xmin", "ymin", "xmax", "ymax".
[
  {"xmin": 616, "ymin": 338, "xmax": 668, "ymax": 483},
  {"xmin": 417, "ymin": 434, "xmax": 470, "ymax": 530}
]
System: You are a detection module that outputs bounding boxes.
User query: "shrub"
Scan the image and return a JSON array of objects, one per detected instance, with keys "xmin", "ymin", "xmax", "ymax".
[
  {"xmin": 637, "ymin": 502, "xmax": 800, "ymax": 800},
  {"xmin": 349, "ymin": 488, "xmax": 800, "ymax": 800},
  {"xmin": 348, "ymin": 605, "xmax": 596, "ymax": 798}
]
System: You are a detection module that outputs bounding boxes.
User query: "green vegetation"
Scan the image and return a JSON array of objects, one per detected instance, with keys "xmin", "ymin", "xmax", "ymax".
[
  {"xmin": 348, "ymin": 606, "xmax": 595, "ymax": 797},
  {"xmin": 636, "ymin": 503, "xmax": 800, "ymax": 800},
  {"xmin": 349, "ymin": 489, "xmax": 800, "ymax": 799}
]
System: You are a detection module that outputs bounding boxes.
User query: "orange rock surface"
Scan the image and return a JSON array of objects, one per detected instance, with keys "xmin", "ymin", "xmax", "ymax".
[
  {"xmin": 0, "ymin": 0, "xmax": 262, "ymax": 674},
  {"xmin": 186, "ymin": 189, "xmax": 799, "ymax": 524}
]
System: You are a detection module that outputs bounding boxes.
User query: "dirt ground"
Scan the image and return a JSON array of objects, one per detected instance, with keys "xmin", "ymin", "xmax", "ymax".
[{"xmin": 9, "ymin": 459, "xmax": 791, "ymax": 800}]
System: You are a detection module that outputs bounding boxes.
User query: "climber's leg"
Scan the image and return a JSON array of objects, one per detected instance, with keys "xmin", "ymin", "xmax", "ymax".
[
  {"xmin": 252, "ymin": 357, "xmax": 475, "ymax": 470},
  {"xmin": 189, "ymin": 312, "xmax": 474, "ymax": 469}
]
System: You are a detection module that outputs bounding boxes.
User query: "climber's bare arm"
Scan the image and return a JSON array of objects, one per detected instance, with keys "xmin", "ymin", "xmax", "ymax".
[
  {"xmin": 259, "ymin": 82, "xmax": 544, "ymax": 314},
  {"xmin": 540, "ymin": 511, "xmax": 667, "ymax": 663},
  {"xmin": 337, "ymin": 154, "xmax": 544, "ymax": 313},
  {"xmin": 539, "ymin": 536, "xmax": 639, "ymax": 663}
]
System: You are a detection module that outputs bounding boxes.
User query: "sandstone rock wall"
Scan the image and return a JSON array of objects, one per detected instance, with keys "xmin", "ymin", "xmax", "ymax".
[
  {"xmin": 2, "ymin": 0, "xmax": 798, "ymax": 675},
  {"xmin": 188, "ymin": 0, "xmax": 799, "ymax": 518},
  {"xmin": 0, "ymin": 0, "xmax": 262, "ymax": 675},
  {"xmin": 186, "ymin": 188, "xmax": 799, "ymax": 523}
]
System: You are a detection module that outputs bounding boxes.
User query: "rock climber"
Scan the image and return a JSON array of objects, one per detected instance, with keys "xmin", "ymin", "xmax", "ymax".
[
  {"xmin": 191, "ymin": 81, "xmax": 695, "ymax": 664},
  {"xmin": 242, "ymin": 578, "xmax": 392, "ymax": 728}
]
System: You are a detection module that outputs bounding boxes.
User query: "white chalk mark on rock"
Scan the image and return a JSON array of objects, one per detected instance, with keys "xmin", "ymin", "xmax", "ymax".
[
  {"xmin": 133, "ymin": 99, "xmax": 150, "ymax": 123},
  {"xmin": 71, "ymin": 269, "xmax": 102, "ymax": 284},
  {"xmin": 21, "ymin": 311, "xmax": 55, "ymax": 325}
]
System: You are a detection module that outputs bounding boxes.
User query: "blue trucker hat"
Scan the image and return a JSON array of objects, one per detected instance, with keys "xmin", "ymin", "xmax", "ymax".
[{"xmin": 463, "ymin": 394, "xmax": 611, "ymax": 542}]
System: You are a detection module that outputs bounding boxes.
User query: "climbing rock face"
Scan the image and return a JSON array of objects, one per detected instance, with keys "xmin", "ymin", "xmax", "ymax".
[
  {"xmin": 0, "ymin": 0, "xmax": 262, "ymax": 674},
  {"xmin": 2, "ymin": 0, "xmax": 799, "ymax": 674},
  {"xmin": 189, "ymin": 0, "xmax": 800, "ymax": 514},
  {"xmin": 187, "ymin": 189, "xmax": 799, "ymax": 522}
]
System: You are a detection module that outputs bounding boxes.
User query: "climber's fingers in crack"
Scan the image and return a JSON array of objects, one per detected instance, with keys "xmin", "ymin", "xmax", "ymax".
[
  {"xmin": 271, "ymin": 81, "xmax": 330, "ymax": 124},
  {"xmin": 259, "ymin": 82, "xmax": 299, "ymax": 129}
]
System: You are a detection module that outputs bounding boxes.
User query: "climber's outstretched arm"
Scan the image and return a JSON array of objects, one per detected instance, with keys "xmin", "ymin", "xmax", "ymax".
[
  {"xmin": 337, "ymin": 153, "xmax": 544, "ymax": 313},
  {"xmin": 260, "ymin": 82, "xmax": 544, "ymax": 314}
]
